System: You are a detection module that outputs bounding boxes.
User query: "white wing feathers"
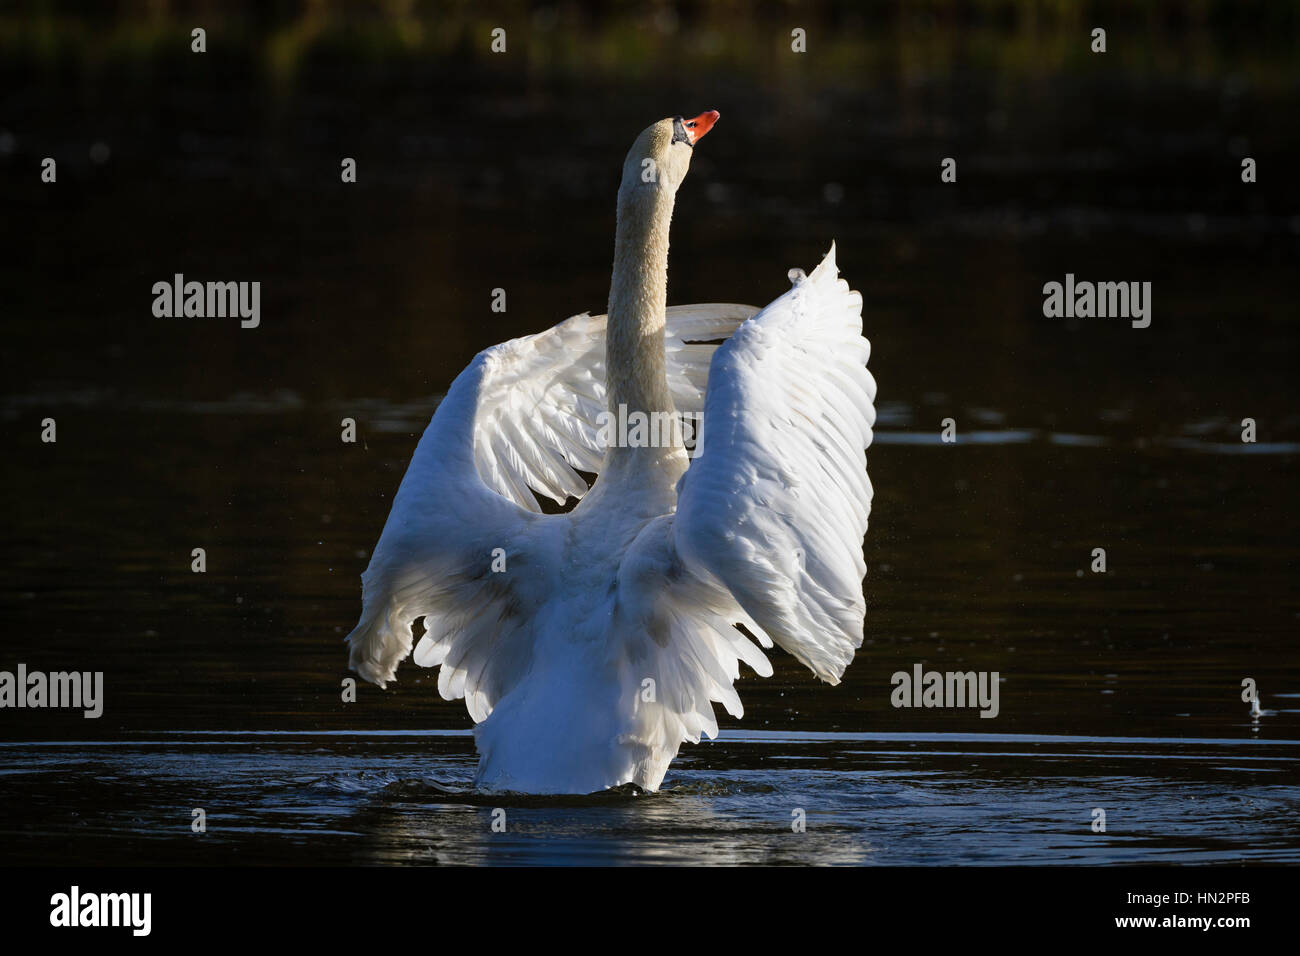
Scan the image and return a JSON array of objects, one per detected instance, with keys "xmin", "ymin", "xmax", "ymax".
[
  {"xmin": 345, "ymin": 347, "xmax": 535, "ymax": 694},
  {"xmin": 469, "ymin": 310, "xmax": 606, "ymax": 508},
  {"xmin": 672, "ymin": 244, "xmax": 876, "ymax": 684},
  {"xmin": 346, "ymin": 303, "xmax": 757, "ymax": 694},
  {"xmin": 347, "ymin": 244, "xmax": 874, "ymax": 760},
  {"xmin": 466, "ymin": 304, "xmax": 757, "ymax": 511}
]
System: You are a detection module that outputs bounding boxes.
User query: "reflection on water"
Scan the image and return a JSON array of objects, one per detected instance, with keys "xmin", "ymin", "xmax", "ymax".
[{"xmin": 1, "ymin": 731, "xmax": 1296, "ymax": 865}]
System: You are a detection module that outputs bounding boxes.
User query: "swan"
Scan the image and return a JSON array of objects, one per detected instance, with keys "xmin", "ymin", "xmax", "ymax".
[{"xmin": 346, "ymin": 111, "xmax": 876, "ymax": 794}]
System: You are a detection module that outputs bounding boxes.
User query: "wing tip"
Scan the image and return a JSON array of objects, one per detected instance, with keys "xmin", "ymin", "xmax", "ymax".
[
  {"xmin": 820, "ymin": 240, "xmax": 838, "ymax": 276},
  {"xmin": 345, "ymin": 610, "xmax": 408, "ymax": 689},
  {"xmin": 806, "ymin": 241, "xmax": 847, "ymax": 290}
]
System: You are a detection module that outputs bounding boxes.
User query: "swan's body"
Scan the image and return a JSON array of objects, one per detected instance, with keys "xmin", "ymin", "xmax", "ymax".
[{"xmin": 347, "ymin": 113, "xmax": 877, "ymax": 793}]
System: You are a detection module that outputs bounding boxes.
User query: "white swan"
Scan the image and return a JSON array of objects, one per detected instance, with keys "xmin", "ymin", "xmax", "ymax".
[{"xmin": 346, "ymin": 111, "xmax": 876, "ymax": 794}]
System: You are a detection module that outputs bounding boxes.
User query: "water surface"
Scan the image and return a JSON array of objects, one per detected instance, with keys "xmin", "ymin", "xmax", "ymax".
[{"xmin": 2, "ymin": 730, "xmax": 1296, "ymax": 866}]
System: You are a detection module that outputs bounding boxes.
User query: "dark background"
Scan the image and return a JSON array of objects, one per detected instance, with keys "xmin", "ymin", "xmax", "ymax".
[{"xmin": 1, "ymin": 0, "xmax": 1297, "ymax": 741}]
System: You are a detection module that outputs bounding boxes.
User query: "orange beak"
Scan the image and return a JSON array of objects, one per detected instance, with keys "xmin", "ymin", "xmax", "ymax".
[{"xmin": 683, "ymin": 110, "xmax": 719, "ymax": 144}]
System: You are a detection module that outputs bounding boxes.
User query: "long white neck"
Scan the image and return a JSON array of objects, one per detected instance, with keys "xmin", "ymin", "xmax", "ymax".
[
  {"xmin": 597, "ymin": 172, "xmax": 687, "ymax": 495},
  {"xmin": 606, "ymin": 181, "xmax": 677, "ymax": 422}
]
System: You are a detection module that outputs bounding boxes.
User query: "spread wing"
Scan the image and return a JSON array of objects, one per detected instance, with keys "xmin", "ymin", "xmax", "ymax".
[
  {"xmin": 671, "ymin": 244, "xmax": 876, "ymax": 683},
  {"xmin": 460, "ymin": 305, "xmax": 757, "ymax": 510},
  {"xmin": 346, "ymin": 304, "xmax": 757, "ymax": 705},
  {"xmin": 605, "ymin": 244, "xmax": 875, "ymax": 767}
]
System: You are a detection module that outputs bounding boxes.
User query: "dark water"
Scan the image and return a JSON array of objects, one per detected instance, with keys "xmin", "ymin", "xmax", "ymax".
[
  {"xmin": 1, "ymin": 2, "xmax": 1298, "ymax": 865},
  {"xmin": 2, "ymin": 730, "xmax": 1297, "ymax": 866}
]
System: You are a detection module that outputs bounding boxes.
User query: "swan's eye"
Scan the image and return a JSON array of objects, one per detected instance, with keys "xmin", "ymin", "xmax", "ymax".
[{"xmin": 671, "ymin": 116, "xmax": 693, "ymax": 147}]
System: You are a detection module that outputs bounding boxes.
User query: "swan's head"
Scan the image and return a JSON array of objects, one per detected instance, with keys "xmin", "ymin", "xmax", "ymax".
[{"xmin": 620, "ymin": 110, "xmax": 719, "ymax": 196}]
